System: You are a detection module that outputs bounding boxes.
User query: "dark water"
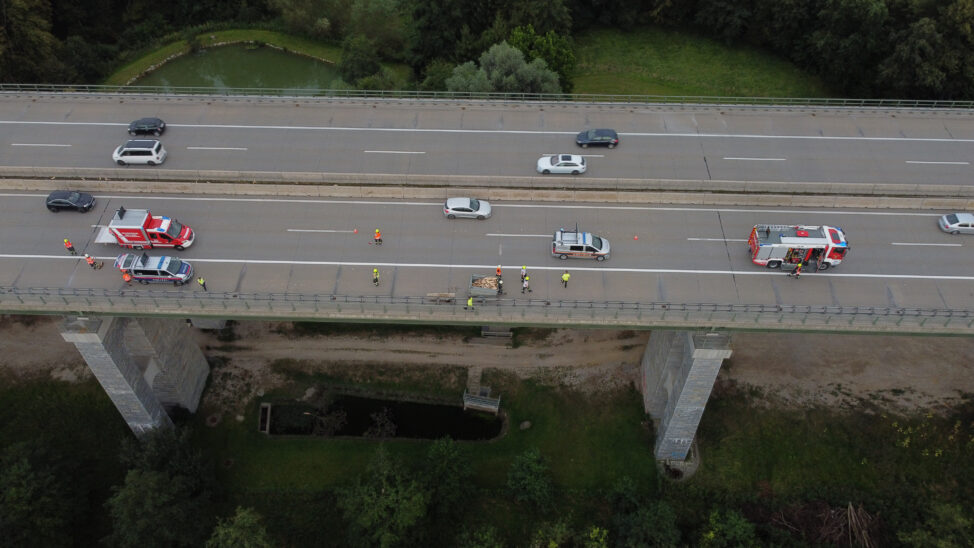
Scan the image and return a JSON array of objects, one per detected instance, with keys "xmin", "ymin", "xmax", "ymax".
[
  {"xmin": 269, "ymin": 396, "xmax": 504, "ymax": 441},
  {"xmin": 135, "ymin": 45, "xmax": 341, "ymax": 90}
]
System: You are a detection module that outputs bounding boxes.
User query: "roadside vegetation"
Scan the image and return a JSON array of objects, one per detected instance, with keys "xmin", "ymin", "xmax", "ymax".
[{"xmin": 3, "ymin": 358, "xmax": 972, "ymax": 546}]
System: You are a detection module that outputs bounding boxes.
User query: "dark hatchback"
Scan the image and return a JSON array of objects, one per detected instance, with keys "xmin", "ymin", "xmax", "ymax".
[
  {"xmin": 128, "ymin": 117, "xmax": 166, "ymax": 136},
  {"xmin": 46, "ymin": 190, "xmax": 95, "ymax": 212},
  {"xmin": 576, "ymin": 128, "xmax": 619, "ymax": 148}
]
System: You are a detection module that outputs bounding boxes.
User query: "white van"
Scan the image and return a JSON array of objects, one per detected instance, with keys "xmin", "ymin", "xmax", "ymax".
[{"xmin": 113, "ymin": 139, "xmax": 167, "ymax": 166}]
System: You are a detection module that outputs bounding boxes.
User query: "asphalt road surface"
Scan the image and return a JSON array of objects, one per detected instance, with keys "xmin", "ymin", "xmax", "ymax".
[
  {"xmin": 1, "ymin": 96, "xmax": 972, "ymax": 185},
  {"xmin": 1, "ymin": 192, "xmax": 971, "ymax": 311}
]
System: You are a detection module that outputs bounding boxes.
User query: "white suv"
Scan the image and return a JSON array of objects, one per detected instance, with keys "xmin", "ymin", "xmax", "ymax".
[{"xmin": 113, "ymin": 139, "xmax": 167, "ymax": 166}]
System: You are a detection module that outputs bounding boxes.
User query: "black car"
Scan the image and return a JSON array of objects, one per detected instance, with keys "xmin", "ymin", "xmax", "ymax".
[
  {"xmin": 128, "ymin": 117, "xmax": 166, "ymax": 136},
  {"xmin": 576, "ymin": 128, "xmax": 619, "ymax": 148},
  {"xmin": 46, "ymin": 190, "xmax": 96, "ymax": 212}
]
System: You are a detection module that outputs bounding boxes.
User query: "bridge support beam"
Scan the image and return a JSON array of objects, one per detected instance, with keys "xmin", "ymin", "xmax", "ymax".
[
  {"xmin": 59, "ymin": 316, "xmax": 210, "ymax": 435},
  {"xmin": 640, "ymin": 331, "xmax": 732, "ymax": 462}
]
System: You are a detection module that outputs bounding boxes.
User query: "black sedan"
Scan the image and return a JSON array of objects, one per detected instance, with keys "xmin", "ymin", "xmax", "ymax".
[
  {"xmin": 46, "ymin": 190, "xmax": 95, "ymax": 212},
  {"xmin": 575, "ymin": 128, "xmax": 619, "ymax": 148},
  {"xmin": 128, "ymin": 117, "xmax": 166, "ymax": 136}
]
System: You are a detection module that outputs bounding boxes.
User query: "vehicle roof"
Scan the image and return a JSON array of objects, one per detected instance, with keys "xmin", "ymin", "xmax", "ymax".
[
  {"xmin": 946, "ymin": 212, "xmax": 974, "ymax": 223},
  {"xmin": 446, "ymin": 197, "xmax": 473, "ymax": 208},
  {"xmin": 47, "ymin": 190, "xmax": 72, "ymax": 199},
  {"xmin": 122, "ymin": 139, "xmax": 160, "ymax": 148},
  {"xmin": 131, "ymin": 117, "xmax": 163, "ymax": 124}
]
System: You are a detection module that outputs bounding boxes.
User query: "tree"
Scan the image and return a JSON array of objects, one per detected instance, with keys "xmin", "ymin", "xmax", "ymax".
[
  {"xmin": 694, "ymin": 0, "xmax": 752, "ymax": 44},
  {"xmin": 348, "ymin": 0, "xmax": 407, "ymax": 59},
  {"xmin": 608, "ymin": 477, "xmax": 680, "ymax": 547},
  {"xmin": 0, "ymin": 0, "xmax": 65, "ymax": 82},
  {"xmin": 0, "ymin": 443, "xmax": 73, "ymax": 548},
  {"xmin": 106, "ymin": 469, "xmax": 212, "ymax": 548},
  {"xmin": 898, "ymin": 503, "xmax": 973, "ymax": 547},
  {"xmin": 446, "ymin": 42, "xmax": 561, "ymax": 95},
  {"xmin": 509, "ymin": 25, "xmax": 576, "ymax": 92},
  {"xmin": 807, "ymin": 0, "xmax": 891, "ymax": 95},
  {"xmin": 877, "ymin": 18, "xmax": 952, "ymax": 99},
  {"xmin": 456, "ymin": 525, "xmax": 504, "ymax": 548},
  {"xmin": 339, "ymin": 34, "xmax": 382, "ymax": 84},
  {"xmin": 506, "ymin": 447, "xmax": 553, "ymax": 509},
  {"xmin": 407, "ymin": 0, "xmax": 468, "ymax": 69},
  {"xmin": 106, "ymin": 428, "xmax": 216, "ymax": 548},
  {"xmin": 337, "ymin": 446, "xmax": 430, "ymax": 547},
  {"xmin": 206, "ymin": 507, "xmax": 274, "ymax": 548},
  {"xmin": 504, "ymin": 0, "xmax": 572, "ymax": 36},
  {"xmin": 699, "ymin": 509, "xmax": 757, "ymax": 548},
  {"xmin": 422, "ymin": 437, "xmax": 473, "ymax": 535}
]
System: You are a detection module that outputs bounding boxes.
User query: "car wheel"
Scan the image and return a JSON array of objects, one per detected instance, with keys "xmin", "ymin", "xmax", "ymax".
[
  {"xmin": 581, "ymin": 143, "xmax": 588, "ymax": 148},
  {"xmin": 476, "ymin": 215, "xmax": 485, "ymax": 220},
  {"xmin": 542, "ymin": 169, "xmax": 550, "ymax": 174},
  {"xmin": 608, "ymin": 143, "xmax": 616, "ymax": 149},
  {"xmin": 153, "ymin": 130, "xmax": 161, "ymax": 136},
  {"xmin": 596, "ymin": 255, "xmax": 606, "ymax": 261},
  {"xmin": 129, "ymin": 131, "xmax": 136, "ymax": 136},
  {"xmin": 147, "ymin": 160, "xmax": 156, "ymax": 166},
  {"xmin": 174, "ymin": 245, "xmax": 185, "ymax": 251},
  {"xmin": 116, "ymin": 160, "xmax": 126, "ymax": 166},
  {"xmin": 175, "ymin": 280, "xmax": 184, "ymax": 286},
  {"xmin": 767, "ymin": 260, "xmax": 781, "ymax": 269},
  {"xmin": 47, "ymin": 206, "xmax": 58, "ymax": 212},
  {"xmin": 950, "ymin": 230, "xmax": 959, "ymax": 235},
  {"xmin": 559, "ymin": 254, "xmax": 568, "ymax": 260},
  {"xmin": 818, "ymin": 262, "xmax": 830, "ymax": 271},
  {"xmin": 571, "ymin": 170, "xmax": 579, "ymax": 175},
  {"xmin": 447, "ymin": 214, "xmax": 456, "ymax": 219},
  {"xmin": 133, "ymin": 246, "xmax": 144, "ymax": 250},
  {"xmin": 139, "ymin": 279, "xmax": 149, "ymax": 285}
]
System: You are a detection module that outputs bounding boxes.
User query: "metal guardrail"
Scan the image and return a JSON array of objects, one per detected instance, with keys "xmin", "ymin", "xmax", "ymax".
[
  {"xmin": 2, "ymin": 286, "xmax": 972, "ymax": 334},
  {"xmin": 2, "ymin": 83, "xmax": 973, "ymax": 109}
]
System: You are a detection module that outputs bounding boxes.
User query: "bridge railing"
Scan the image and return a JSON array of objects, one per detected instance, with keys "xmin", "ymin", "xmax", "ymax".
[
  {"xmin": 2, "ymin": 286, "xmax": 972, "ymax": 334},
  {"xmin": 2, "ymin": 83, "xmax": 973, "ymax": 109}
]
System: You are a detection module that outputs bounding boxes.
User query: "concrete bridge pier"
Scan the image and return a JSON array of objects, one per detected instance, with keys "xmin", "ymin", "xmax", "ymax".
[
  {"xmin": 59, "ymin": 316, "xmax": 210, "ymax": 435},
  {"xmin": 640, "ymin": 331, "xmax": 732, "ymax": 464}
]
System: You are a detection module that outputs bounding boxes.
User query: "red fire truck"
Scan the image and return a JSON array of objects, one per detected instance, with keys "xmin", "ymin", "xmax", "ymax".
[
  {"xmin": 95, "ymin": 206, "xmax": 195, "ymax": 250},
  {"xmin": 747, "ymin": 224, "xmax": 849, "ymax": 271}
]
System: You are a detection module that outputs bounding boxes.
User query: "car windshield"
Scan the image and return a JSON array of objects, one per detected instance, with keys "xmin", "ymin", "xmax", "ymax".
[
  {"xmin": 167, "ymin": 258, "xmax": 183, "ymax": 273},
  {"xmin": 68, "ymin": 192, "xmax": 81, "ymax": 202},
  {"xmin": 469, "ymin": 198, "xmax": 480, "ymax": 210},
  {"xmin": 592, "ymin": 236, "xmax": 603, "ymax": 250},
  {"xmin": 946, "ymin": 214, "xmax": 959, "ymax": 224},
  {"xmin": 586, "ymin": 130, "xmax": 597, "ymax": 139},
  {"xmin": 166, "ymin": 220, "xmax": 183, "ymax": 238}
]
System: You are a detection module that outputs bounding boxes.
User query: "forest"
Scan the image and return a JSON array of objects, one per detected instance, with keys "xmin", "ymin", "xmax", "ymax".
[{"xmin": 1, "ymin": 0, "xmax": 973, "ymax": 99}]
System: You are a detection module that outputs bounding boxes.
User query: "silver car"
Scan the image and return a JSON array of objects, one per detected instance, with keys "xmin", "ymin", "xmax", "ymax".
[
  {"xmin": 938, "ymin": 212, "xmax": 974, "ymax": 234},
  {"xmin": 536, "ymin": 154, "xmax": 587, "ymax": 175},
  {"xmin": 443, "ymin": 197, "xmax": 491, "ymax": 219}
]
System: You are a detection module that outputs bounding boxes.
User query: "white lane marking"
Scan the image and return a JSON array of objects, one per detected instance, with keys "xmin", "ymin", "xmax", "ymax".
[
  {"xmin": 486, "ymin": 233, "xmax": 551, "ymax": 238},
  {"xmin": 891, "ymin": 242, "xmax": 962, "ymax": 247},
  {"xmin": 364, "ymin": 150, "xmax": 425, "ymax": 154},
  {"xmin": 187, "ymin": 146, "xmax": 248, "ymax": 151},
  {"xmin": 0, "ymin": 193, "xmax": 948, "ymax": 217},
  {"xmin": 688, "ymin": 238, "xmax": 748, "ymax": 242},
  {"xmin": 905, "ymin": 161, "xmax": 969, "ymax": 165},
  {"xmin": 723, "ymin": 157, "xmax": 786, "ymax": 161},
  {"xmin": 287, "ymin": 229, "xmax": 355, "ymax": 233},
  {"xmin": 4, "ymin": 120, "xmax": 974, "ymax": 144},
  {"xmin": 11, "ymin": 143, "xmax": 71, "ymax": 147},
  {"xmin": 4, "ymin": 253, "xmax": 974, "ymax": 281}
]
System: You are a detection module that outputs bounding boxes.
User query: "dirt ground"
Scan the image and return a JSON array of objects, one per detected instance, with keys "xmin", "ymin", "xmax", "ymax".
[{"xmin": 2, "ymin": 316, "xmax": 972, "ymax": 415}]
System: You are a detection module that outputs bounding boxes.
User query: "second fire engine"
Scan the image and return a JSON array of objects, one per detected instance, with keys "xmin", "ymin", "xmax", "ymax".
[
  {"xmin": 95, "ymin": 206, "xmax": 195, "ymax": 250},
  {"xmin": 747, "ymin": 224, "xmax": 849, "ymax": 271}
]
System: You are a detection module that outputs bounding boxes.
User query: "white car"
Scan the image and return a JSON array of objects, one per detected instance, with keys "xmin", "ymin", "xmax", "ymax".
[
  {"xmin": 443, "ymin": 197, "xmax": 491, "ymax": 220},
  {"xmin": 113, "ymin": 139, "xmax": 167, "ymax": 166},
  {"xmin": 537, "ymin": 154, "xmax": 586, "ymax": 175},
  {"xmin": 938, "ymin": 212, "xmax": 974, "ymax": 235}
]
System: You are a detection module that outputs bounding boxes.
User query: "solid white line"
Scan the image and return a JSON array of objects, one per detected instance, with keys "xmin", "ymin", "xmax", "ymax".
[
  {"xmin": 363, "ymin": 150, "xmax": 425, "ymax": 154},
  {"xmin": 3, "ymin": 120, "xmax": 974, "ymax": 143},
  {"xmin": 723, "ymin": 157, "xmax": 786, "ymax": 161},
  {"xmin": 4, "ymin": 253, "xmax": 974, "ymax": 280},
  {"xmin": 186, "ymin": 146, "xmax": 248, "ymax": 151},
  {"xmin": 0, "ymin": 192, "xmax": 948, "ymax": 217},
  {"xmin": 287, "ymin": 229, "xmax": 355, "ymax": 233},
  {"xmin": 905, "ymin": 161, "xmax": 969, "ymax": 165},
  {"xmin": 11, "ymin": 143, "xmax": 71, "ymax": 147},
  {"xmin": 688, "ymin": 238, "xmax": 748, "ymax": 242},
  {"xmin": 486, "ymin": 233, "xmax": 551, "ymax": 238},
  {"xmin": 891, "ymin": 242, "xmax": 962, "ymax": 247}
]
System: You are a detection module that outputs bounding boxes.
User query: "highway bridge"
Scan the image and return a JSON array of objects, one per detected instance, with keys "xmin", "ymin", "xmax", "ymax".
[{"xmin": 2, "ymin": 92, "xmax": 972, "ymax": 457}]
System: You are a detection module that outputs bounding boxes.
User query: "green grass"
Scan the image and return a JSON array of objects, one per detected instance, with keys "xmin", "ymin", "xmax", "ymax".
[{"xmin": 574, "ymin": 26, "xmax": 833, "ymax": 97}]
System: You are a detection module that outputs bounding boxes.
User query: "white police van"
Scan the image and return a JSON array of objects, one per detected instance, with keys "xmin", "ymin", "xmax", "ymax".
[
  {"xmin": 114, "ymin": 252, "xmax": 193, "ymax": 285},
  {"xmin": 552, "ymin": 227, "xmax": 610, "ymax": 261}
]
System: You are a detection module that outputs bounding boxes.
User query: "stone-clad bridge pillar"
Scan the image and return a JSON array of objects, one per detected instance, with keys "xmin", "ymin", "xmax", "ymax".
[
  {"xmin": 641, "ymin": 331, "xmax": 732, "ymax": 462},
  {"xmin": 59, "ymin": 316, "xmax": 210, "ymax": 435}
]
